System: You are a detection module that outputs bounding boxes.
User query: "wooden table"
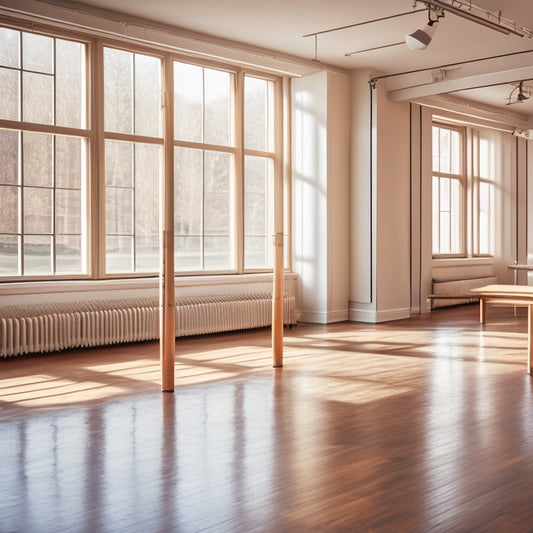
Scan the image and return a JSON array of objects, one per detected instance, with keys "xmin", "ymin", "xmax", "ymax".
[{"xmin": 469, "ymin": 284, "xmax": 533, "ymax": 374}]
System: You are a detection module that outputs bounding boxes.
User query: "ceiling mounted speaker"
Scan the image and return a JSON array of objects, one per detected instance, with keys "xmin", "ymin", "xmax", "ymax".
[{"xmin": 406, "ymin": 21, "xmax": 439, "ymax": 50}]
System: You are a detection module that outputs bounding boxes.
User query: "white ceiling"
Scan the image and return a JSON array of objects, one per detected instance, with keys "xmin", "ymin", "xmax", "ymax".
[{"xmin": 22, "ymin": 0, "xmax": 533, "ymax": 122}]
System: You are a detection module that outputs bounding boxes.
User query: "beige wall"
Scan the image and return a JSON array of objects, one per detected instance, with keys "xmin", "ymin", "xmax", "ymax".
[
  {"xmin": 349, "ymin": 75, "xmax": 412, "ymax": 322},
  {"xmin": 292, "ymin": 70, "xmax": 351, "ymax": 323}
]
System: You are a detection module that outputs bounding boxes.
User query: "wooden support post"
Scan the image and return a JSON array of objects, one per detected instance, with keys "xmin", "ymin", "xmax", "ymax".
[
  {"xmin": 527, "ymin": 304, "xmax": 533, "ymax": 375},
  {"xmin": 160, "ymin": 60, "xmax": 175, "ymax": 392},
  {"xmin": 272, "ymin": 232, "xmax": 284, "ymax": 368},
  {"xmin": 272, "ymin": 78, "xmax": 286, "ymax": 368},
  {"xmin": 479, "ymin": 297, "xmax": 486, "ymax": 323}
]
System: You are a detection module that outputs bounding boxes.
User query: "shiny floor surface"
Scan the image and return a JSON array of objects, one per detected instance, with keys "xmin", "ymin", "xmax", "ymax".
[{"xmin": 2, "ymin": 305, "xmax": 533, "ymax": 532}]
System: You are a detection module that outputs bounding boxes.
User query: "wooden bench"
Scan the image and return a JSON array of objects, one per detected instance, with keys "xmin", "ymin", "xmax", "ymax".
[{"xmin": 469, "ymin": 284, "xmax": 533, "ymax": 374}]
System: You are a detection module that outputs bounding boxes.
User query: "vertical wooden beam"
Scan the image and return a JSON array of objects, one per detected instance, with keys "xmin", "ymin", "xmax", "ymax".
[
  {"xmin": 527, "ymin": 304, "xmax": 533, "ymax": 375},
  {"xmin": 479, "ymin": 297, "xmax": 486, "ymax": 323},
  {"xmin": 160, "ymin": 56, "xmax": 175, "ymax": 392},
  {"xmin": 272, "ymin": 232, "xmax": 284, "ymax": 367},
  {"xmin": 272, "ymin": 78, "xmax": 286, "ymax": 368}
]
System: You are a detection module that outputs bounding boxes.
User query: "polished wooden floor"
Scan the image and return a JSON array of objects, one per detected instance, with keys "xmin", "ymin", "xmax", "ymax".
[{"xmin": 2, "ymin": 304, "xmax": 533, "ymax": 532}]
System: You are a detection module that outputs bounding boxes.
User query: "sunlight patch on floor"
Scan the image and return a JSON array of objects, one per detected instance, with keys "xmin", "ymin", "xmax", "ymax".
[
  {"xmin": 0, "ymin": 375, "xmax": 127, "ymax": 407},
  {"xmin": 296, "ymin": 375, "xmax": 414, "ymax": 405}
]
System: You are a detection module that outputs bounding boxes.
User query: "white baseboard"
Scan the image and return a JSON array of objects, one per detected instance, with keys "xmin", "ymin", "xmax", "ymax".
[
  {"xmin": 349, "ymin": 305, "xmax": 410, "ymax": 323},
  {"xmin": 298, "ymin": 308, "xmax": 349, "ymax": 324}
]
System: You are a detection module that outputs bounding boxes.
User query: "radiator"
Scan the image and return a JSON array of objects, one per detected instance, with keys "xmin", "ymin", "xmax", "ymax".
[
  {"xmin": 431, "ymin": 276, "xmax": 497, "ymax": 308},
  {"xmin": 0, "ymin": 292, "xmax": 296, "ymax": 358}
]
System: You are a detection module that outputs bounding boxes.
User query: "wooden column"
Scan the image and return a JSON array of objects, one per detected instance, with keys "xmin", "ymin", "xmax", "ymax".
[
  {"xmin": 272, "ymin": 232, "xmax": 284, "ymax": 367},
  {"xmin": 160, "ymin": 58, "xmax": 175, "ymax": 392},
  {"xmin": 479, "ymin": 297, "xmax": 486, "ymax": 323},
  {"xmin": 527, "ymin": 304, "xmax": 533, "ymax": 375},
  {"xmin": 272, "ymin": 78, "xmax": 286, "ymax": 368}
]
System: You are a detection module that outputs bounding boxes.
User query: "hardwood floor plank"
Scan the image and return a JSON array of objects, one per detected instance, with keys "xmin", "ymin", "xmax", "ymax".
[{"xmin": 1, "ymin": 305, "xmax": 533, "ymax": 532}]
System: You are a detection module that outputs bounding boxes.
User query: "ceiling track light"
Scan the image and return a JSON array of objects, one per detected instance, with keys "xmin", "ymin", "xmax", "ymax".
[
  {"xmin": 416, "ymin": 0, "xmax": 533, "ymax": 39},
  {"xmin": 406, "ymin": 6, "xmax": 444, "ymax": 50},
  {"xmin": 507, "ymin": 81, "xmax": 531, "ymax": 105}
]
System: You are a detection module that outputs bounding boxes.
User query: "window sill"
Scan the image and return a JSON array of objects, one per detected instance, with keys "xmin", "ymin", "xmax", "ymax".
[
  {"xmin": 0, "ymin": 272, "xmax": 297, "ymax": 297},
  {"xmin": 432, "ymin": 257, "xmax": 494, "ymax": 268}
]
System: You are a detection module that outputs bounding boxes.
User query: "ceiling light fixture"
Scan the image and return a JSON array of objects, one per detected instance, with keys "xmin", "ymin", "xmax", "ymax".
[
  {"xmin": 406, "ymin": 7, "xmax": 443, "ymax": 50},
  {"xmin": 507, "ymin": 81, "xmax": 531, "ymax": 105},
  {"xmin": 415, "ymin": 0, "xmax": 533, "ymax": 39}
]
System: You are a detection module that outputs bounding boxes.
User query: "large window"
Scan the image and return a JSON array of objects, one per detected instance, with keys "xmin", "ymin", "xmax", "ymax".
[
  {"xmin": 432, "ymin": 121, "xmax": 499, "ymax": 259},
  {"xmin": 173, "ymin": 61, "xmax": 234, "ymax": 271},
  {"xmin": 244, "ymin": 76, "xmax": 275, "ymax": 269},
  {"xmin": 473, "ymin": 132, "xmax": 495, "ymax": 256},
  {"xmin": 0, "ymin": 28, "xmax": 87, "ymax": 277},
  {"xmin": 432, "ymin": 123, "xmax": 465, "ymax": 257},
  {"xmin": 0, "ymin": 24, "xmax": 282, "ymax": 280},
  {"xmin": 104, "ymin": 47, "xmax": 162, "ymax": 274}
]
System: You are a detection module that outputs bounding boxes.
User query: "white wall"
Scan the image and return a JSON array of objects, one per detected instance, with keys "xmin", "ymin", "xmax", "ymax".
[
  {"xmin": 292, "ymin": 70, "xmax": 350, "ymax": 323},
  {"xmin": 349, "ymin": 75, "xmax": 412, "ymax": 322}
]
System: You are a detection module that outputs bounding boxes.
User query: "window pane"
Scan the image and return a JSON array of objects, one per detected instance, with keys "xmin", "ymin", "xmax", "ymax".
[
  {"xmin": 174, "ymin": 147, "xmax": 202, "ymax": 270},
  {"xmin": 0, "ymin": 129, "xmax": 19, "ymax": 185},
  {"xmin": 204, "ymin": 151, "xmax": 232, "ymax": 269},
  {"xmin": 0, "ymin": 27, "xmax": 20, "ymax": 68},
  {"xmin": 23, "ymin": 132, "xmax": 53, "ymax": 187},
  {"xmin": 0, "ymin": 185, "xmax": 19, "ymax": 233},
  {"xmin": 432, "ymin": 177, "xmax": 439, "ymax": 254},
  {"xmin": 56, "ymin": 234, "xmax": 81, "ymax": 274},
  {"xmin": 479, "ymin": 138, "xmax": 490, "ymax": 179},
  {"xmin": 56, "ymin": 39, "xmax": 84, "ymax": 129},
  {"xmin": 105, "ymin": 141, "xmax": 160, "ymax": 273},
  {"xmin": 106, "ymin": 187, "xmax": 133, "ymax": 235},
  {"xmin": 245, "ymin": 76, "xmax": 272, "ymax": 151},
  {"xmin": 432, "ymin": 127, "xmax": 439, "ymax": 172},
  {"xmin": 450, "ymin": 180, "xmax": 461, "ymax": 253},
  {"xmin": 174, "ymin": 62, "xmax": 203, "ymax": 143},
  {"xmin": 0, "ymin": 68, "xmax": 19, "ymax": 121},
  {"xmin": 0, "ymin": 235, "xmax": 19, "ymax": 275},
  {"xmin": 174, "ymin": 62, "xmax": 232, "ymax": 146},
  {"xmin": 56, "ymin": 136, "xmax": 83, "ymax": 189},
  {"xmin": 245, "ymin": 155, "xmax": 273, "ymax": 268},
  {"xmin": 134, "ymin": 54, "xmax": 161, "ymax": 137},
  {"xmin": 56, "ymin": 189, "xmax": 81, "ymax": 234},
  {"xmin": 104, "ymin": 48, "xmax": 133, "ymax": 134},
  {"xmin": 134, "ymin": 143, "xmax": 160, "ymax": 271},
  {"xmin": 204, "ymin": 236, "xmax": 230, "ymax": 270},
  {"xmin": 22, "ymin": 33, "xmax": 54, "ymax": 74},
  {"xmin": 24, "ymin": 187, "xmax": 53, "ymax": 234},
  {"xmin": 175, "ymin": 236, "xmax": 201, "ymax": 271},
  {"xmin": 440, "ymin": 178, "xmax": 450, "ymax": 212},
  {"xmin": 23, "ymin": 71, "xmax": 54, "ymax": 124},
  {"xmin": 204, "ymin": 151, "xmax": 231, "ymax": 235},
  {"xmin": 450, "ymin": 130, "xmax": 460, "ymax": 174},
  {"xmin": 204, "ymin": 68, "xmax": 231, "ymax": 146},
  {"xmin": 439, "ymin": 128, "xmax": 450, "ymax": 173},
  {"xmin": 24, "ymin": 234, "xmax": 52, "ymax": 275},
  {"xmin": 439, "ymin": 212, "xmax": 450, "ymax": 254},
  {"xmin": 106, "ymin": 235, "xmax": 133, "ymax": 273},
  {"xmin": 174, "ymin": 147, "xmax": 233, "ymax": 271},
  {"xmin": 106, "ymin": 140, "xmax": 133, "ymax": 187}
]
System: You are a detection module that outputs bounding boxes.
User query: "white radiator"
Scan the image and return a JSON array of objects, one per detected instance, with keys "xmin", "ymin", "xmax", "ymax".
[
  {"xmin": 0, "ymin": 292, "xmax": 296, "ymax": 358},
  {"xmin": 431, "ymin": 276, "xmax": 497, "ymax": 308}
]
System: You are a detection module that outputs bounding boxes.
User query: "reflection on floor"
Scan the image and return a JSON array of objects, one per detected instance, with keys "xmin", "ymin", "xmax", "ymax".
[{"xmin": 1, "ymin": 304, "xmax": 533, "ymax": 532}]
